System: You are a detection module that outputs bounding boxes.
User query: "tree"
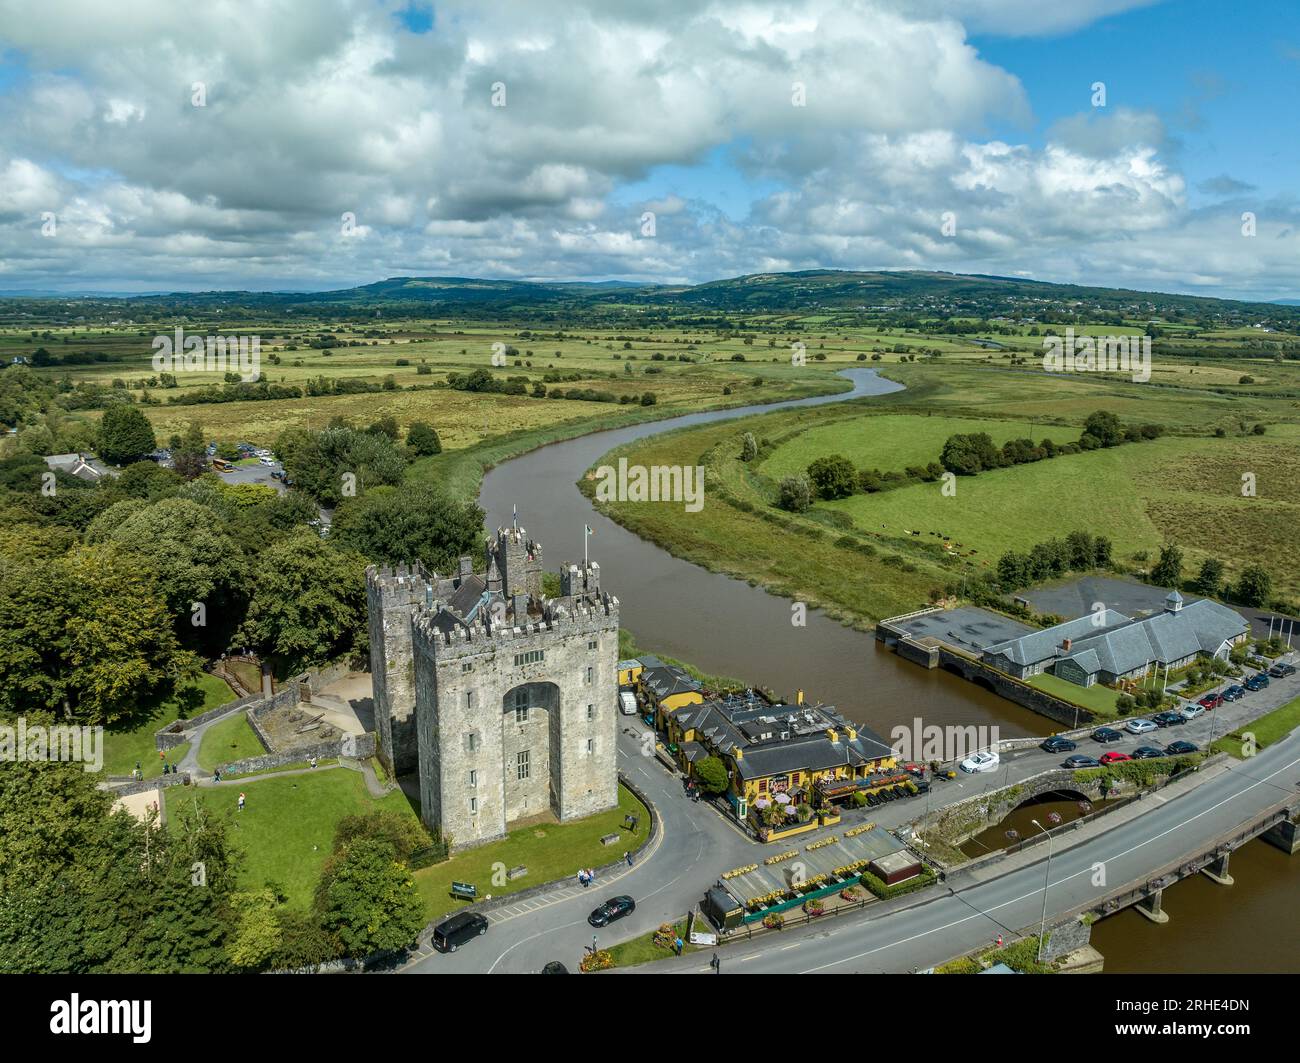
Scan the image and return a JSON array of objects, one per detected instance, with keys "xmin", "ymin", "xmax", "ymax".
[
  {"xmin": 740, "ymin": 432, "xmax": 758, "ymax": 462},
  {"xmin": 1235, "ymin": 565, "xmax": 1271, "ymax": 608},
  {"xmin": 997, "ymin": 551, "xmax": 1031, "ymax": 590},
  {"xmin": 940, "ymin": 432, "xmax": 1001, "ymax": 475},
  {"xmin": 806, "ymin": 455, "xmax": 857, "ymax": 500},
  {"xmin": 1064, "ymin": 530, "xmax": 1096, "ymax": 571},
  {"xmin": 330, "ymin": 485, "xmax": 483, "ymax": 575},
  {"xmin": 171, "ymin": 420, "xmax": 209, "ymax": 480},
  {"xmin": 315, "ymin": 838, "xmax": 425, "ymax": 956},
  {"xmin": 1081, "ymin": 410, "xmax": 1123, "ymax": 448},
  {"xmin": 275, "ymin": 425, "xmax": 406, "ymax": 506},
  {"xmin": 238, "ymin": 530, "xmax": 368, "ymax": 672},
  {"xmin": 1193, "ymin": 558, "xmax": 1225, "ymax": 598},
  {"xmin": 777, "ymin": 474, "xmax": 813, "ymax": 513},
  {"xmin": 1093, "ymin": 536, "xmax": 1113, "ymax": 569},
  {"xmin": 694, "ymin": 755, "xmax": 729, "ymax": 795},
  {"xmin": 1150, "ymin": 543, "xmax": 1184, "ymax": 588},
  {"xmin": 0, "ymin": 544, "xmax": 193, "ymax": 726},
  {"xmin": 406, "ymin": 422, "xmax": 442, "ymax": 456},
  {"xmin": 98, "ymin": 403, "xmax": 157, "ymax": 466}
]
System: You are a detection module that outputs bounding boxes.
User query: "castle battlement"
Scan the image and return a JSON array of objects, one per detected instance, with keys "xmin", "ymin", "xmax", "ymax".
[{"xmin": 410, "ymin": 592, "xmax": 619, "ymax": 648}]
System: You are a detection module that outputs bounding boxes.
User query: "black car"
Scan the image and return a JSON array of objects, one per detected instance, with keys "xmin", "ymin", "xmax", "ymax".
[
  {"xmin": 1152, "ymin": 710, "xmax": 1186, "ymax": 727},
  {"xmin": 1269, "ymin": 662, "xmax": 1296, "ymax": 678},
  {"xmin": 431, "ymin": 910, "xmax": 489, "ymax": 953},
  {"xmin": 588, "ymin": 895, "xmax": 636, "ymax": 927},
  {"xmin": 1222, "ymin": 685, "xmax": 1245, "ymax": 702},
  {"xmin": 1092, "ymin": 727, "xmax": 1124, "ymax": 744},
  {"xmin": 1244, "ymin": 673, "xmax": 1270, "ymax": 691},
  {"xmin": 540, "ymin": 961, "xmax": 569, "ymax": 974},
  {"xmin": 1165, "ymin": 740, "xmax": 1199, "ymax": 755},
  {"xmin": 1131, "ymin": 746, "xmax": 1166, "ymax": 759},
  {"xmin": 1041, "ymin": 736, "xmax": 1077, "ymax": 754},
  {"xmin": 1063, "ymin": 754, "xmax": 1100, "ymax": 768}
]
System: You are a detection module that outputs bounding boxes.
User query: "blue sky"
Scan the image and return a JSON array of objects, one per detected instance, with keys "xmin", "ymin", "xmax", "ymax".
[{"xmin": 0, "ymin": 0, "xmax": 1296, "ymax": 299}]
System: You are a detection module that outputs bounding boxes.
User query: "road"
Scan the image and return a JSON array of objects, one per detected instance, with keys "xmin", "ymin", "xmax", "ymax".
[{"xmin": 400, "ymin": 659, "xmax": 1298, "ymax": 973}]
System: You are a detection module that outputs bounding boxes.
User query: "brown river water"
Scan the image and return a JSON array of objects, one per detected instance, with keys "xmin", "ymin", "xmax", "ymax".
[{"xmin": 478, "ymin": 368, "xmax": 1297, "ymax": 973}]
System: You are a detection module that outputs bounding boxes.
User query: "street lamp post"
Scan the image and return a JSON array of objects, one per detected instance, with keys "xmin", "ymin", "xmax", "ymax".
[{"xmin": 1031, "ymin": 818, "xmax": 1054, "ymax": 965}]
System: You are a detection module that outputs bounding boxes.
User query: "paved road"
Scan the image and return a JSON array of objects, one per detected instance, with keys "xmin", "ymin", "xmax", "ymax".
[
  {"xmin": 399, "ymin": 658, "xmax": 1298, "ymax": 973},
  {"xmin": 401, "ymin": 719, "xmax": 759, "ymax": 974},
  {"xmin": 648, "ymin": 726, "xmax": 1300, "ymax": 974}
]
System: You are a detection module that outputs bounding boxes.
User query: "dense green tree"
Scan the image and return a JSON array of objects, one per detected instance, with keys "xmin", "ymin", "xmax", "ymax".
[
  {"xmin": 806, "ymin": 454, "xmax": 857, "ymax": 500},
  {"xmin": 405, "ymin": 421, "xmax": 442, "ymax": 456},
  {"xmin": 97, "ymin": 403, "xmax": 157, "ymax": 466},
  {"xmin": 694, "ymin": 755, "xmax": 729, "ymax": 794},
  {"xmin": 940, "ymin": 432, "xmax": 1001, "ymax": 475},
  {"xmin": 740, "ymin": 432, "xmax": 758, "ymax": 462},
  {"xmin": 1081, "ymin": 410, "xmax": 1124, "ymax": 448},
  {"xmin": 315, "ymin": 837, "xmax": 425, "ymax": 956},
  {"xmin": 330, "ymin": 485, "xmax": 483, "ymax": 574},
  {"xmin": 0, "ymin": 545, "xmax": 193, "ymax": 725},
  {"xmin": 275, "ymin": 425, "xmax": 406, "ymax": 506},
  {"xmin": 1193, "ymin": 558, "xmax": 1225, "ymax": 598},
  {"xmin": 777, "ymin": 474, "xmax": 813, "ymax": 513},
  {"xmin": 238, "ymin": 530, "xmax": 367, "ymax": 672},
  {"xmin": 1235, "ymin": 565, "xmax": 1272, "ymax": 607},
  {"xmin": 1151, "ymin": 542, "xmax": 1184, "ymax": 588}
]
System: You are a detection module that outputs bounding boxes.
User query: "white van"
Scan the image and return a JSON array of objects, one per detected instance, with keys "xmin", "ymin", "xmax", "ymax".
[{"xmin": 619, "ymin": 691, "xmax": 638, "ymax": 716}]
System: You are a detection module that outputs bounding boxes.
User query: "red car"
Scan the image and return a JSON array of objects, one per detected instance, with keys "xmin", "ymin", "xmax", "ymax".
[
  {"xmin": 1099, "ymin": 751, "xmax": 1132, "ymax": 765},
  {"xmin": 1198, "ymin": 693, "xmax": 1223, "ymax": 710}
]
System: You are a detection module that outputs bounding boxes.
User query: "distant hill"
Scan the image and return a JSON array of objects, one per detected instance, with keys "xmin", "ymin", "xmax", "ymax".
[{"xmin": 2, "ymin": 269, "xmax": 1296, "ymax": 327}]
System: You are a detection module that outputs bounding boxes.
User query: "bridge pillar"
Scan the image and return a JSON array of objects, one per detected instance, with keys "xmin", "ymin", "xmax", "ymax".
[
  {"xmin": 1262, "ymin": 819, "xmax": 1300, "ymax": 855},
  {"xmin": 1201, "ymin": 851, "xmax": 1234, "ymax": 886},
  {"xmin": 1135, "ymin": 887, "xmax": 1169, "ymax": 924}
]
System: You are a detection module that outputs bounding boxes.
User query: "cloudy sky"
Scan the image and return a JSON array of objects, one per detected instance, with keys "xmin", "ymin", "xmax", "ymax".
[{"xmin": 0, "ymin": 0, "xmax": 1296, "ymax": 299}]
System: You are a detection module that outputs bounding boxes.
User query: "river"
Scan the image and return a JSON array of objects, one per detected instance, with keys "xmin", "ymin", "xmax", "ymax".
[{"xmin": 478, "ymin": 367, "xmax": 1297, "ymax": 973}]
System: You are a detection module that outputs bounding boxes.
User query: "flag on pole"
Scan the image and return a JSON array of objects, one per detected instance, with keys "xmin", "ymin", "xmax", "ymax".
[{"xmin": 584, "ymin": 524, "xmax": 592, "ymax": 564}]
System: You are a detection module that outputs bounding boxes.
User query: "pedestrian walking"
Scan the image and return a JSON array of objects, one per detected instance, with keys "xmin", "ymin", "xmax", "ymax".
[
  {"xmin": 994, "ymin": 934, "xmax": 1003, "ymax": 948},
  {"xmin": 309, "ymin": 755, "xmax": 318, "ymax": 769},
  {"xmin": 579, "ymin": 869, "xmax": 589, "ymax": 888},
  {"xmin": 624, "ymin": 850, "xmax": 633, "ymax": 867},
  {"xmin": 674, "ymin": 936, "xmax": 684, "ymax": 956},
  {"xmin": 711, "ymin": 952, "xmax": 721, "ymax": 973},
  {"xmin": 213, "ymin": 769, "xmax": 221, "ymax": 783},
  {"xmin": 238, "ymin": 792, "xmax": 246, "ymax": 812},
  {"xmin": 158, "ymin": 749, "xmax": 165, "ymax": 761}
]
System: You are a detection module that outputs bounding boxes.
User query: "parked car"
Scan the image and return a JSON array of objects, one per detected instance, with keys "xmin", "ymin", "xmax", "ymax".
[
  {"xmin": 1152, "ymin": 711, "xmax": 1187, "ymax": 728},
  {"xmin": 1041, "ymin": 736, "xmax": 1077, "ymax": 754},
  {"xmin": 1124, "ymin": 718, "xmax": 1157, "ymax": 735},
  {"xmin": 1131, "ymin": 746, "xmax": 1167, "ymax": 759},
  {"xmin": 588, "ymin": 895, "xmax": 636, "ymax": 927},
  {"xmin": 1092, "ymin": 726, "xmax": 1125, "ymax": 744},
  {"xmin": 1269, "ymin": 662, "xmax": 1296, "ymax": 678},
  {"xmin": 959, "ymin": 750, "xmax": 1000, "ymax": 773},
  {"xmin": 1099, "ymin": 751, "xmax": 1131, "ymax": 765},
  {"xmin": 1197, "ymin": 692, "xmax": 1224, "ymax": 710},
  {"xmin": 1180, "ymin": 704, "xmax": 1206, "ymax": 721},
  {"xmin": 1165, "ymin": 740, "xmax": 1199, "ymax": 755},
  {"xmin": 1063, "ymin": 754, "xmax": 1100, "ymax": 768},
  {"xmin": 431, "ymin": 911, "xmax": 489, "ymax": 953},
  {"xmin": 540, "ymin": 961, "xmax": 569, "ymax": 974},
  {"xmin": 1244, "ymin": 673, "xmax": 1271, "ymax": 691},
  {"xmin": 1222, "ymin": 684, "xmax": 1246, "ymax": 702}
]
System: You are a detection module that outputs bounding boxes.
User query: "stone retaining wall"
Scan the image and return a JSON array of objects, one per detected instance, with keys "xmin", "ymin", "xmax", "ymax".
[
  {"xmin": 219, "ymin": 731, "xmax": 376, "ymax": 777},
  {"xmin": 103, "ymin": 772, "xmax": 192, "ymax": 797}
]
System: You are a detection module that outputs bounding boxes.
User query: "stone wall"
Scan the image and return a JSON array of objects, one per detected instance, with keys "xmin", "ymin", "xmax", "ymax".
[
  {"xmin": 105, "ymin": 772, "xmax": 192, "ymax": 797},
  {"xmin": 219, "ymin": 732, "xmax": 376, "ymax": 776},
  {"xmin": 1042, "ymin": 914, "xmax": 1093, "ymax": 961},
  {"xmin": 937, "ymin": 649, "xmax": 1098, "ymax": 730},
  {"xmin": 154, "ymin": 692, "xmax": 258, "ymax": 751}
]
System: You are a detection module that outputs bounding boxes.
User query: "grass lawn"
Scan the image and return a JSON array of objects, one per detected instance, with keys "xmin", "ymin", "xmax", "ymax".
[
  {"xmin": 413, "ymin": 784, "xmax": 651, "ymax": 921},
  {"xmin": 1212, "ymin": 695, "xmax": 1300, "ymax": 758},
  {"xmin": 1027, "ymin": 673, "xmax": 1122, "ymax": 718},
  {"xmin": 101, "ymin": 672, "xmax": 234, "ymax": 778},
  {"xmin": 602, "ymin": 917, "xmax": 695, "ymax": 968},
  {"xmin": 169, "ymin": 767, "xmax": 418, "ymax": 908},
  {"xmin": 197, "ymin": 711, "xmax": 267, "ymax": 773}
]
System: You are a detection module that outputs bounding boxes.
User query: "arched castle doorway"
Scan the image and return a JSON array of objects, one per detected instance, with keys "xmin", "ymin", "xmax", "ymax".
[{"xmin": 501, "ymin": 682, "xmax": 561, "ymax": 824}]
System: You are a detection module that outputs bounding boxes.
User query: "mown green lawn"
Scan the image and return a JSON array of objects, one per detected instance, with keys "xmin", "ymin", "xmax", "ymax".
[
  {"xmin": 197, "ymin": 711, "xmax": 267, "ymax": 773},
  {"xmin": 414, "ymin": 784, "xmax": 650, "ymax": 921},
  {"xmin": 101, "ymin": 672, "xmax": 234, "ymax": 778},
  {"xmin": 1027, "ymin": 673, "xmax": 1123, "ymax": 718},
  {"xmin": 170, "ymin": 768, "xmax": 418, "ymax": 908},
  {"xmin": 1212, "ymin": 695, "xmax": 1300, "ymax": 758}
]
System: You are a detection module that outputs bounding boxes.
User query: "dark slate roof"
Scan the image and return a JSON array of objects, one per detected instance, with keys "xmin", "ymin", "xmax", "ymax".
[
  {"xmin": 642, "ymin": 665, "xmax": 702, "ymax": 699},
  {"xmin": 984, "ymin": 609, "xmax": 1130, "ymax": 666}
]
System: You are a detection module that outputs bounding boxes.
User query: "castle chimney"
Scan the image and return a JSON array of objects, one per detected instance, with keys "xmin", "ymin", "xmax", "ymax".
[
  {"xmin": 511, "ymin": 592, "xmax": 528, "ymax": 623},
  {"xmin": 458, "ymin": 556, "xmax": 473, "ymax": 582},
  {"xmin": 1062, "ymin": 637, "xmax": 1072, "ymax": 651}
]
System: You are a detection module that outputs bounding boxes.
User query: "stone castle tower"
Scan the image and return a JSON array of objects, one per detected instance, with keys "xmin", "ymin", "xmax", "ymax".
[{"xmin": 366, "ymin": 517, "xmax": 619, "ymax": 851}]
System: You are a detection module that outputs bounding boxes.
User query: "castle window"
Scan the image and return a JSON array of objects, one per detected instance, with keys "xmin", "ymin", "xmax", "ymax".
[
  {"xmin": 513, "ymin": 688, "xmax": 529, "ymax": 723},
  {"xmin": 468, "ymin": 769, "xmax": 478, "ymax": 788},
  {"xmin": 516, "ymin": 750, "xmax": 530, "ymax": 781},
  {"xmin": 587, "ymin": 703, "xmax": 595, "ymax": 721},
  {"xmin": 464, "ymin": 731, "xmax": 478, "ymax": 753},
  {"xmin": 461, "ymin": 662, "xmax": 473, "ymax": 673},
  {"xmin": 465, "ymin": 690, "xmax": 476, "ymax": 709},
  {"xmin": 587, "ymin": 638, "xmax": 598, "ymax": 650},
  {"xmin": 584, "ymin": 666, "xmax": 593, "ymax": 685},
  {"xmin": 514, "ymin": 650, "xmax": 544, "ymax": 667},
  {"xmin": 586, "ymin": 738, "xmax": 595, "ymax": 755},
  {"xmin": 469, "ymin": 796, "xmax": 478, "ymax": 815}
]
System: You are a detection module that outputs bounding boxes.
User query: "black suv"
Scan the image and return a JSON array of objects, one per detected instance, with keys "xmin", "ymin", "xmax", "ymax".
[
  {"xmin": 1041, "ymin": 736, "xmax": 1077, "ymax": 754},
  {"xmin": 431, "ymin": 911, "xmax": 489, "ymax": 953}
]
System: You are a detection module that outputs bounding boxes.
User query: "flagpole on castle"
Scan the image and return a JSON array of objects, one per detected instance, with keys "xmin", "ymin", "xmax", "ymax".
[{"xmin": 584, "ymin": 524, "xmax": 589, "ymax": 566}]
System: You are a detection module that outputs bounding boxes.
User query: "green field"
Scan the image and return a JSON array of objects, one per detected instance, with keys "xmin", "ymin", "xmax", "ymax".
[
  {"xmin": 1026, "ymin": 673, "xmax": 1123, "ymax": 719},
  {"xmin": 413, "ymin": 784, "xmax": 650, "ymax": 921},
  {"xmin": 171, "ymin": 768, "xmax": 418, "ymax": 908},
  {"xmin": 101, "ymin": 672, "xmax": 235, "ymax": 778},
  {"xmin": 197, "ymin": 712, "xmax": 267, "ymax": 773},
  {"xmin": 1212, "ymin": 694, "xmax": 1300, "ymax": 758}
]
